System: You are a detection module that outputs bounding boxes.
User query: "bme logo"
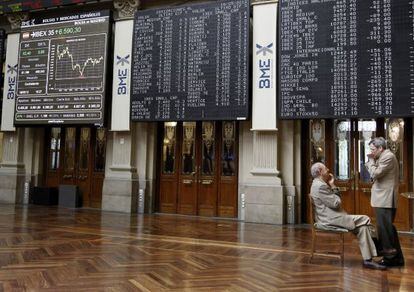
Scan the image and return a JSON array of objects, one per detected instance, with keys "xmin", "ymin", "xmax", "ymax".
[
  {"xmin": 256, "ymin": 43, "xmax": 273, "ymax": 89},
  {"xmin": 116, "ymin": 55, "xmax": 130, "ymax": 95},
  {"xmin": 6, "ymin": 64, "xmax": 18, "ymax": 100}
]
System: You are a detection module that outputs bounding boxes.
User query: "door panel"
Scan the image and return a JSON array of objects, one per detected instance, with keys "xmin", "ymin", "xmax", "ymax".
[
  {"xmin": 45, "ymin": 128, "xmax": 62, "ymax": 188},
  {"xmin": 159, "ymin": 122, "xmax": 179, "ymax": 213},
  {"xmin": 355, "ymin": 120, "xmax": 378, "ymax": 219},
  {"xmin": 61, "ymin": 127, "xmax": 77, "ymax": 185},
  {"xmin": 178, "ymin": 122, "xmax": 198, "ymax": 215},
  {"xmin": 198, "ymin": 122, "xmax": 218, "ymax": 216},
  {"xmin": 218, "ymin": 121, "xmax": 238, "ymax": 217},
  {"xmin": 385, "ymin": 118, "xmax": 410, "ymax": 230},
  {"xmin": 333, "ymin": 120, "xmax": 355, "ymax": 214},
  {"xmin": 77, "ymin": 128, "xmax": 92, "ymax": 207},
  {"xmin": 305, "ymin": 118, "xmax": 411, "ymax": 231},
  {"xmin": 90, "ymin": 128, "xmax": 106, "ymax": 208},
  {"xmin": 158, "ymin": 121, "xmax": 238, "ymax": 217}
]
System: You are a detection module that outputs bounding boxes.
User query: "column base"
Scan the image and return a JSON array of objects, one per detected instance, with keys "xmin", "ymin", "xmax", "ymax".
[
  {"xmin": 102, "ymin": 177, "xmax": 138, "ymax": 213},
  {"xmin": 240, "ymin": 184, "xmax": 284, "ymax": 224},
  {"xmin": 0, "ymin": 169, "xmax": 26, "ymax": 204}
]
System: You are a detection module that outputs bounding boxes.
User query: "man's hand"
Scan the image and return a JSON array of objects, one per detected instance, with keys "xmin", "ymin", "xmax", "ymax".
[
  {"xmin": 328, "ymin": 173, "xmax": 336, "ymax": 188},
  {"xmin": 367, "ymin": 153, "xmax": 375, "ymax": 159}
]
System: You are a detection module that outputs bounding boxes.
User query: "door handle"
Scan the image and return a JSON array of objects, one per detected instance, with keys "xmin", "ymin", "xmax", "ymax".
[
  {"xmin": 63, "ymin": 174, "xmax": 73, "ymax": 179},
  {"xmin": 201, "ymin": 179, "xmax": 213, "ymax": 185},
  {"xmin": 183, "ymin": 179, "xmax": 193, "ymax": 184},
  {"xmin": 361, "ymin": 188, "xmax": 371, "ymax": 193},
  {"xmin": 337, "ymin": 187, "xmax": 348, "ymax": 192}
]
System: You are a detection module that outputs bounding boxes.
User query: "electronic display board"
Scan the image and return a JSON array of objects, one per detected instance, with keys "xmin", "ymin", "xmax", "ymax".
[
  {"xmin": 131, "ymin": 0, "xmax": 249, "ymax": 121},
  {"xmin": 15, "ymin": 11, "xmax": 110, "ymax": 125},
  {"xmin": 280, "ymin": 0, "xmax": 414, "ymax": 119}
]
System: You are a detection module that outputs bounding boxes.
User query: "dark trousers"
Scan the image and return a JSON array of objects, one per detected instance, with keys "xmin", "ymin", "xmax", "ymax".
[{"xmin": 375, "ymin": 207, "xmax": 404, "ymax": 262}]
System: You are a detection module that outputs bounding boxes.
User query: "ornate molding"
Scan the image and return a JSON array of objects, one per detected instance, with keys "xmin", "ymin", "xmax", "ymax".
[
  {"xmin": 7, "ymin": 13, "xmax": 29, "ymax": 31},
  {"xmin": 114, "ymin": 0, "xmax": 140, "ymax": 20},
  {"xmin": 251, "ymin": 131, "xmax": 279, "ymax": 175}
]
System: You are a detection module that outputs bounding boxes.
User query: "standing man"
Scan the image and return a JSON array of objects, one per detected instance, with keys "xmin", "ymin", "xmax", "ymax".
[
  {"xmin": 310, "ymin": 162, "xmax": 385, "ymax": 270},
  {"xmin": 366, "ymin": 137, "xmax": 404, "ymax": 267}
]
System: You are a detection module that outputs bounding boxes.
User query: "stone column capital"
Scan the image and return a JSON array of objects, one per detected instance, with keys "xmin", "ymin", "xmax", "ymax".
[
  {"xmin": 7, "ymin": 13, "xmax": 29, "ymax": 31},
  {"xmin": 114, "ymin": 0, "xmax": 140, "ymax": 20}
]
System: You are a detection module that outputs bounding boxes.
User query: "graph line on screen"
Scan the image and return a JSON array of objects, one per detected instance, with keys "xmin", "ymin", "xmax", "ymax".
[
  {"xmin": 48, "ymin": 33, "xmax": 107, "ymax": 92},
  {"xmin": 56, "ymin": 45, "xmax": 104, "ymax": 78}
]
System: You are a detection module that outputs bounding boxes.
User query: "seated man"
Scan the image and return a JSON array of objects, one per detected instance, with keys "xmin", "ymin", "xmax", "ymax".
[{"xmin": 310, "ymin": 162, "xmax": 386, "ymax": 270}]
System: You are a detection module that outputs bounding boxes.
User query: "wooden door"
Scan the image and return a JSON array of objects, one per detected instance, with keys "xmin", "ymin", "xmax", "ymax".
[
  {"xmin": 305, "ymin": 118, "xmax": 411, "ymax": 230},
  {"xmin": 354, "ymin": 119, "xmax": 383, "ymax": 219},
  {"xmin": 197, "ymin": 122, "xmax": 218, "ymax": 216},
  {"xmin": 158, "ymin": 121, "xmax": 238, "ymax": 217},
  {"xmin": 178, "ymin": 122, "xmax": 198, "ymax": 215},
  {"xmin": 45, "ymin": 127, "xmax": 62, "ymax": 188},
  {"xmin": 59, "ymin": 127, "xmax": 92, "ymax": 206},
  {"xmin": 45, "ymin": 127, "xmax": 106, "ymax": 208},
  {"xmin": 90, "ymin": 127, "xmax": 106, "ymax": 208},
  {"xmin": 158, "ymin": 122, "xmax": 179, "ymax": 213},
  {"xmin": 388, "ymin": 119, "xmax": 411, "ymax": 230},
  {"xmin": 218, "ymin": 121, "xmax": 238, "ymax": 217},
  {"xmin": 355, "ymin": 118, "xmax": 411, "ymax": 230},
  {"xmin": 331, "ymin": 119, "xmax": 357, "ymax": 214}
]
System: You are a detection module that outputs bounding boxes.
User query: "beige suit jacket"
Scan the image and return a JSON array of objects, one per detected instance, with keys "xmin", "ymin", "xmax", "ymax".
[
  {"xmin": 365, "ymin": 149, "xmax": 399, "ymax": 208},
  {"xmin": 310, "ymin": 177, "xmax": 356, "ymax": 230}
]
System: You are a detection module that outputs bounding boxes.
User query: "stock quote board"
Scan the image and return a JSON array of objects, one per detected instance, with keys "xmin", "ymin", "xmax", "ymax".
[
  {"xmin": 280, "ymin": 0, "xmax": 414, "ymax": 119},
  {"xmin": 131, "ymin": 0, "xmax": 249, "ymax": 121},
  {"xmin": 15, "ymin": 11, "xmax": 110, "ymax": 125}
]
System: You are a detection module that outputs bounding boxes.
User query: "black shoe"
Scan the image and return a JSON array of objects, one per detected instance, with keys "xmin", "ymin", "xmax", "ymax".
[
  {"xmin": 378, "ymin": 258, "xmax": 404, "ymax": 267},
  {"xmin": 363, "ymin": 260, "xmax": 387, "ymax": 270}
]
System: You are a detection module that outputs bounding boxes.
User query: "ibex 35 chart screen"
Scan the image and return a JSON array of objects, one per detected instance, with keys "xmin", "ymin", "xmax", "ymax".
[{"xmin": 15, "ymin": 11, "xmax": 109, "ymax": 125}]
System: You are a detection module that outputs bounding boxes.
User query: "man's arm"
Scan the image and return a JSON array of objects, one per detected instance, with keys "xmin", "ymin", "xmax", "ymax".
[
  {"xmin": 318, "ymin": 183, "xmax": 341, "ymax": 209},
  {"xmin": 365, "ymin": 154, "xmax": 394, "ymax": 180}
]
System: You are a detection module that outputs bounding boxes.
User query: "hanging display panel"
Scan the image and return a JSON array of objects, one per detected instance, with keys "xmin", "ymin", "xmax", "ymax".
[
  {"xmin": 131, "ymin": 0, "xmax": 249, "ymax": 121},
  {"xmin": 15, "ymin": 11, "xmax": 110, "ymax": 125},
  {"xmin": 280, "ymin": 0, "xmax": 414, "ymax": 119}
]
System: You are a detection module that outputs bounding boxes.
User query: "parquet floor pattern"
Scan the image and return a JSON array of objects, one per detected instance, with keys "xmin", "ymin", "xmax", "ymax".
[{"xmin": 0, "ymin": 205, "xmax": 413, "ymax": 291}]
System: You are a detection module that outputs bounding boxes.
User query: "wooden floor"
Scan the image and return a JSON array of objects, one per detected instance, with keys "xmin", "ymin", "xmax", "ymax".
[{"xmin": 0, "ymin": 205, "xmax": 413, "ymax": 291}]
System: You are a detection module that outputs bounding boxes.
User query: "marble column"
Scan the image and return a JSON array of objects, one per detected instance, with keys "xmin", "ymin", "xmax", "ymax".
[
  {"xmin": 238, "ymin": 121, "xmax": 284, "ymax": 224},
  {"xmin": 101, "ymin": 0, "xmax": 141, "ymax": 213},
  {"xmin": 279, "ymin": 120, "xmax": 302, "ymax": 224},
  {"xmin": 134, "ymin": 122, "xmax": 157, "ymax": 213},
  {"xmin": 102, "ymin": 128, "xmax": 138, "ymax": 213},
  {"xmin": 0, "ymin": 129, "xmax": 26, "ymax": 203}
]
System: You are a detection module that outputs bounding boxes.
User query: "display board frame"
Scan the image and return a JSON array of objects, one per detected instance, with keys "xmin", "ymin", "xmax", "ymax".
[
  {"xmin": 279, "ymin": 0, "xmax": 414, "ymax": 120},
  {"xmin": 14, "ymin": 10, "xmax": 110, "ymax": 126},
  {"xmin": 130, "ymin": 0, "xmax": 250, "ymax": 122}
]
